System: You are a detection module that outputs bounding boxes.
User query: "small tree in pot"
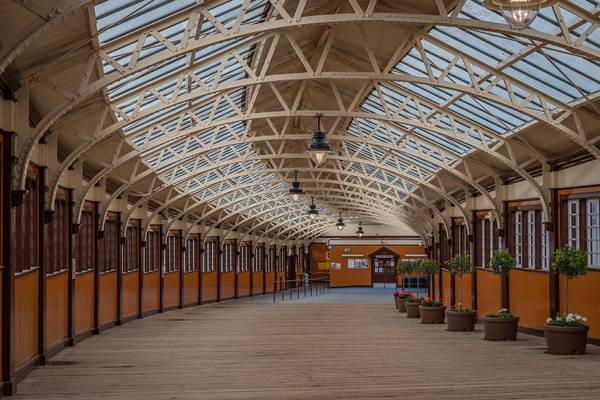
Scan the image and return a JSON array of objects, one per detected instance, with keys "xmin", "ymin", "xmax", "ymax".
[
  {"xmin": 482, "ymin": 249, "xmax": 519, "ymax": 341},
  {"xmin": 445, "ymin": 251, "xmax": 476, "ymax": 332},
  {"xmin": 545, "ymin": 245, "xmax": 589, "ymax": 355},
  {"xmin": 416, "ymin": 259, "xmax": 445, "ymax": 324},
  {"xmin": 396, "ymin": 260, "xmax": 416, "ymax": 313}
]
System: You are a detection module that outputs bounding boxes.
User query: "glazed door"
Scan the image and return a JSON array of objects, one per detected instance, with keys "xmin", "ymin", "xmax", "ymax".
[{"xmin": 372, "ymin": 257, "xmax": 396, "ymax": 284}]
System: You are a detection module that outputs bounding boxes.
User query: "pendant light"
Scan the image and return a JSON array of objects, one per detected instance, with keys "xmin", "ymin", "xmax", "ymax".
[
  {"xmin": 288, "ymin": 170, "xmax": 305, "ymax": 202},
  {"xmin": 484, "ymin": 0, "xmax": 555, "ymax": 30},
  {"xmin": 335, "ymin": 212, "xmax": 345, "ymax": 231},
  {"xmin": 306, "ymin": 113, "xmax": 332, "ymax": 165},
  {"xmin": 307, "ymin": 197, "xmax": 319, "ymax": 220},
  {"xmin": 356, "ymin": 221, "xmax": 365, "ymax": 238}
]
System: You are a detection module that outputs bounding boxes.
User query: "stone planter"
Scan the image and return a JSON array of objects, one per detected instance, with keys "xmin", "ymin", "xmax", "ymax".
[
  {"xmin": 405, "ymin": 302, "xmax": 421, "ymax": 318},
  {"xmin": 481, "ymin": 316, "xmax": 519, "ymax": 341},
  {"xmin": 446, "ymin": 310, "xmax": 476, "ymax": 331},
  {"xmin": 420, "ymin": 305, "xmax": 446, "ymax": 324},
  {"xmin": 397, "ymin": 298, "xmax": 407, "ymax": 313},
  {"xmin": 544, "ymin": 324, "xmax": 589, "ymax": 355}
]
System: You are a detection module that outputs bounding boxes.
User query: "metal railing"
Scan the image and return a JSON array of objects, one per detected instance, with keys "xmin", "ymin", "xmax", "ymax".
[{"xmin": 273, "ymin": 275, "xmax": 330, "ymax": 302}]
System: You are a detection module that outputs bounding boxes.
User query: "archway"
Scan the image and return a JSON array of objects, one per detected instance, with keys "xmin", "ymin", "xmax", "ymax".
[{"xmin": 370, "ymin": 247, "xmax": 400, "ymax": 288}]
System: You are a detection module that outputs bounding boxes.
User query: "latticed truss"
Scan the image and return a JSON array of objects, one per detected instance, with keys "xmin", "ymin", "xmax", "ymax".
[{"xmin": 5, "ymin": 0, "xmax": 600, "ymax": 241}]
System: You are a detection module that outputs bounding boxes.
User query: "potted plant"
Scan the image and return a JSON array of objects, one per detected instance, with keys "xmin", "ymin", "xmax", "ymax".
[
  {"xmin": 397, "ymin": 260, "xmax": 416, "ymax": 292},
  {"xmin": 545, "ymin": 245, "xmax": 589, "ymax": 355},
  {"xmin": 445, "ymin": 251, "xmax": 476, "ymax": 332},
  {"xmin": 420, "ymin": 297, "xmax": 445, "ymax": 324},
  {"xmin": 417, "ymin": 258, "xmax": 438, "ymax": 300},
  {"xmin": 395, "ymin": 290, "xmax": 412, "ymax": 313},
  {"xmin": 481, "ymin": 249, "xmax": 519, "ymax": 341},
  {"xmin": 393, "ymin": 290, "xmax": 401, "ymax": 310},
  {"xmin": 405, "ymin": 295, "xmax": 424, "ymax": 318}
]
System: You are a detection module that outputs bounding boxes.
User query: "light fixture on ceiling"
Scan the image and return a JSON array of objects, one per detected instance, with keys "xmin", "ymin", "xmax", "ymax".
[
  {"xmin": 307, "ymin": 113, "xmax": 332, "ymax": 166},
  {"xmin": 484, "ymin": 0, "xmax": 555, "ymax": 30},
  {"xmin": 356, "ymin": 221, "xmax": 365, "ymax": 238},
  {"xmin": 288, "ymin": 170, "xmax": 305, "ymax": 202},
  {"xmin": 307, "ymin": 197, "xmax": 319, "ymax": 220},
  {"xmin": 336, "ymin": 212, "xmax": 345, "ymax": 231}
]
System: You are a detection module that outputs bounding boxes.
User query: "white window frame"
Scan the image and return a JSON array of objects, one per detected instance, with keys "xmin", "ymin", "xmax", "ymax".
[
  {"xmin": 587, "ymin": 198, "xmax": 600, "ymax": 268},
  {"xmin": 481, "ymin": 218, "xmax": 487, "ymax": 267},
  {"xmin": 541, "ymin": 213, "xmax": 550, "ymax": 271},
  {"xmin": 568, "ymin": 200, "xmax": 580, "ymax": 249},
  {"xmin": 527, "ymin": 210, "xmax": 536, "ymax": 269},
  {"xmin": 515, "ymin": 212, "xmax": 523, "ymax": 268}
]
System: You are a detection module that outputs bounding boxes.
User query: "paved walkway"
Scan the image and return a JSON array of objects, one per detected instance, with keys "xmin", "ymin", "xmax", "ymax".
[{"xmin": 14, "ymin": 288, "xmax": 600, "ymax": 399}]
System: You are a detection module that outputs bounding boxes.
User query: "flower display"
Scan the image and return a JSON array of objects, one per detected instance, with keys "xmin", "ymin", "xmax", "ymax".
[
  {"xmin": 484, "ymin": 308, "xmax": 514, "ymax": 319},
  {"xmin": 546, "ymin": 313, "xmax": 588, "ymax": 328},
  {"xmin": 422, "ymin": 297, "xmax": 443, "ymax": 307}
]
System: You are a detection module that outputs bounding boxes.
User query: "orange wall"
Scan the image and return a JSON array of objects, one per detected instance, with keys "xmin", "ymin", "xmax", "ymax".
[
  {"xmin": 559, "ymin": 270, "xmax": 600, "ymax": 338},
  {"xmin": 121, "ymin": 271, "xmax": 139, "ymax": 319},
  {"xmin": 328, "ymin": 245, "xmax": 426, "ymax": 288},
  {"xmin": 183, "ymin": 271, "xmax": 199, "ymax": 305},
  {"xmin": 74, "ymin": 271, "xmax": 94, "ymax": 335},
  {"xmin": 221, "ymin": 272, "xmax": 235, "ymax": 300},
  {"xmin": 510, "ymin": 269, "xmax": 549, "ymax": 329},
  {"xmin": 143, "ymin": 272, "xmax": 160, "ymax": 313},
  {"xmin": 251, "ymin": 271, "xmax": 264, "ymax": 295},
  {"xmin": 202, "ymin": 272, "xmax": 217, "ymax": 302},
  {"xmin": 99, "ymin": 272, "xmax": 117, "ymax": 326},
  {"xmin": 238, "ymin": 272, "xmax": 250, "ymax": 297},
  {"xmin": 276, "ymin": 271, "xmax": 286, "ymax": 290},
  {"xmin": 442, "ymin": 271, "xmax": 452, "ymax": 307},
  {"xmin": 476, "ymin": 269, "xmax": 501, "ymax": 317},
  {"xmin": 15, "ymin": 270, "xmax": 39, "ymax": 368},
  {"xmin": 45, "ymin": 271, "xmax": 68, "ymax": 349},
  {"xmin": 455, "ymin": 273, "xmax": 471, "ymax": 309},
  {"xmin": 163, "ymin": 271, "xmax": 180, "ymax": 308},
  {"xmin": 309, "ymin": 243, "xmax": 327, "ymax": 273},
  {"xmin": 265, "ymin": 272, "xmax": 275, "ymax": 293}
]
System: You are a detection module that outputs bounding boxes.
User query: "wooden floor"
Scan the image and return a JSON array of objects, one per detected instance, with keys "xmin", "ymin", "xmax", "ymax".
[{"xmin": 15, "ymin": 288, "xmax": 600, "ymax": 399}]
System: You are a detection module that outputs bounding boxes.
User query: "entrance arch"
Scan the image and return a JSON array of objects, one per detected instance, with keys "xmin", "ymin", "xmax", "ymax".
[{"xmin": 370, "ymin": 247, "xmax": 400, "ymax": 287}]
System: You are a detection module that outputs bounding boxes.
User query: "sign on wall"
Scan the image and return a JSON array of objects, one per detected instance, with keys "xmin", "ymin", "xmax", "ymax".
[
  {"xmin": 330, "ymin": 262, "xmax": 341, "ymax": 270},
  {"xmin": 318, "ymin": 262, "xmax": 330, "ymax": 270},
  {"xmin": 348, "ymin": 258, "xmax": 369, "ymax": 269}
]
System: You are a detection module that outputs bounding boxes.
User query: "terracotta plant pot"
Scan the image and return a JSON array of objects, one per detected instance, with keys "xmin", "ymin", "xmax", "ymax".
[
  {"xmin": 446, "ymin": 310, "xmax": 476, "ymax": 331},
  {"xmin": 481, "ymin": 316, "xmax": 519, "ymax": 341},
  {"xmin": 544, "ymin": 325, "xmax": 589, "ymax": 355},
  {"xmin": 420, "ymin": 305, "xmax": 446, "ymax": 324},
  {"xmin": 405, "ymin": 302, "xmax": 421, "ymax": 318},
  {"xmin": 397, "ymin": 298, "xmax": 407, "ymax": 313}
]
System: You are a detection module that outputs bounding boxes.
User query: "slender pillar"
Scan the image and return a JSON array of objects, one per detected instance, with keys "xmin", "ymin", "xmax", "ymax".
[
  {"xmin": 93, "ymin": 203, "xmax": 100, "ymax": 335},
  {"xmin": 549, "ymin": 188, "xmax": 560, "ymax": 317}
]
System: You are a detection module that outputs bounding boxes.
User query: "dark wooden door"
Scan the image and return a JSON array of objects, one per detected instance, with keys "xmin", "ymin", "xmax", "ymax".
[{"xmin": 372, "ymin": 257, "xmax": 396, "ymax": 284}]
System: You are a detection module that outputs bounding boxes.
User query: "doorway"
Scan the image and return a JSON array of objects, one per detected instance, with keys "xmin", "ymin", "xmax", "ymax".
[{"xmin": 370, "ymin": 247, "xmax": 399, "ymax": 287}]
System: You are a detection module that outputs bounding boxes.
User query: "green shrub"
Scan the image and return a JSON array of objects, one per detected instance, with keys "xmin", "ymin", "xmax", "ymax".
[
  {"xmin": 489, "ymin": 249, "xmax": 515, "ymax": 276},
  {"xmin": 551, "ymin": 245, "xmax": 588, "ymax": 314}
]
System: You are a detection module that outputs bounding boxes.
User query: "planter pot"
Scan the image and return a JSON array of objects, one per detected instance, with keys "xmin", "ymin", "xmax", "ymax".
[
  {"xmin": 405, "ymin": 302, "xmax": 421, "ymax": 318},
  {"xmin": 394, "ymin": 297, "xmax": 400, "ymax": 310},
  {"xmin": 397, "ymin": 298, "xmax": 407, "ymax": 313},
  {"xmin": 481, "ymin": 316, "xmax": 519, "ymax": 341},
  {"xmin": 544, "ymin": 324, "xmax": 589, "ymax": 355},
  {"xmin": 446, "ymin": 310, "xmax": 476, "ymax": 332},
  {"xmin": 420, "ymin": 305, "xmax": 446, "ymax": 324}
]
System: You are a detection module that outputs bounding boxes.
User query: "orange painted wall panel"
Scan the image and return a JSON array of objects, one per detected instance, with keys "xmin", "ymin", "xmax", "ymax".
[
  {"xmin": 45, "ymin": 271, "xmax": 68, "ymax": 349},
  {"xmin": 265, "ymin": 272, "xmax": 275, "ymax": 293},
  {"xmin": 99, "ymin": 272, "xmax": 117, "ymax": 326},
  {"xmin": 509, "ymin": 269, "xmax": 549, "ymax": 329},
  {"xmin": 251, "ymin": 271, "xmax": 264, "ymax": 295},
  {"xmin": 202, "ymin": 272, "xmax": 217, "ymax": 302},
  {"xmin": 163, "ymin": 271, "xmax": 180, "ymax": 308},
  {"xmin": 455, "ymin": 273, "xmax": 471, "ymax": 309},
  {"xmin": 183, "ymin": 271, "xmax": 199, "ymax": 305},
  {"xmin": 74, "ymin": 271, "xmax": 94, "ymax": 335},
  {"xmin": 143, "ymin": 271, "xmax": 160, "ymax": 313},
  {"xmin": 238, "ymin": 272, "xmax": 250, "ymax": 297},
  {"xmin": 15, "ymin": 270, "xmax": 39, "ymax": 368},
  {"xmin": 276, "ymin": 272, "xmax": 286, "ymax": 290},
  {"xmin": 220, "ymin": 272, "xmax": 235, "ymax": 300},
  {"xmin": 441, "ymin": 271, "xmax": 452, "ymax": 307},
  {"xmin": 121, "ymin": 271, "xmax": 139, "ymax": 319},
  {"xmin": 476, "ymin": 269, "xmax": 501, "ymax": 317},
  {"xmin": 559, "ymin": 271, "xmax": 600, "ymax": 338}
]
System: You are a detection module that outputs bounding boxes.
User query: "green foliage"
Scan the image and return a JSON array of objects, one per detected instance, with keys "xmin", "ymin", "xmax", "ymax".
[
  {"xmin": 551, "ymin": 246, "xmax": 588, "ymax": 280},
  {"xmin": 416, "ymin": 258, "xmax": 438, "ymax": 274},
  {"xmin": 397, "ymin": 259, "xmax": 417, "ymax": 274},
  {"xmin": 546, "ymin": 313, "xmax": 588, "ymax": 327},
  {"xmin": 484, "ymin": 308, "xmax": 514, "ymax": 318},
  {"xmin": 446, "ymin": 251, "xmax": 473, "ymax": 277},
  {"xmin": 489, "ymin": 249, "xmax": 516, "ymax": 276}
]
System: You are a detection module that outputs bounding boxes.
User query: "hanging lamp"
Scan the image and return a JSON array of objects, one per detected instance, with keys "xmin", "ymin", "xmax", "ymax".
[
  {"xmin": 307, "ymin": 197, "xmax": 319, "ymax": 220},
  {"xmin": 356, "ymin": 221, "xmax": 365, "ymax": 238},
  {"xmin": 484, "ymin": 0, "xmax": 556, "ymax": 30},
  {"xmin": 288, "ymin": 170, "xmax": 305, "ymax": 202},
  {"xmin": 335, "ymin": 212, "xmax": 345, "ymax": 232},
  {"xmin": 306, "ymin": 113, "xmax": 332, "ymax": 165}
]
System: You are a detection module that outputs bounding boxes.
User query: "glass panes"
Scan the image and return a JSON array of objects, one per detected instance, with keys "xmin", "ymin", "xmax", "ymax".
[
  {"xmin": 515, "ymin": 212, "xmax": 522, "ymax": 268},
  {"xmin": 587, "ymin": 199, "xmax": 600, "ymax": 267},
  {"xmin": 527, "ymin": 211, "xmax": 536, "ymax": 269},
  {"xmin": 568, "ymin": 200, "xmax": 580, "ymax": 249}
]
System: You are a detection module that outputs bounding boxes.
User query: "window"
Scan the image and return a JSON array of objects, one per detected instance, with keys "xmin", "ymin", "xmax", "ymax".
[
  {"xmin": 568, "ymin": 200, "xmax": 580, "ymax": 249},
  {"xmin": 144, "ymin": 229, "xmax": 160, "ymax": 273},
  {"xmin": 515, "ymin": 211, "xmax": 523, "ymax": 268},
  {"xmin": 239, "ymin": 244, "xmax": 250, "ymax": 272},
  {"xmin": 99, "ymin": 217, "xmax": 119, "ymax": 273},
  {"xmin": 45, "ymin": 195, "xmax": 68, "ymax": 275},
  {"xmin": 541, "ymin": 213, "xmax": 550, "ymax": 271},
  {"xmin": 587, "ymin": 199, "xmax": 600, "ymax": 267},
  {"xmin": 13, "ymin": 174, "xmax": 40, "ymax": 274},
  {"xmin": 481, "ymin": 218, "xmax": 489, "ymax": 268},
  {"xmin": 77, "ymin": 208, "xmax": 96, "ymax": 273},
  {"xmin": 222, "ymin": 242, "xmax": 234, "ymax": 272},
  {"xmin": 267, "ymin": 247, "xmax": 275, "ymax": 272},
  {"xmin": 202, "ymin": 239, "xmax": 216, "ymax": 272},
  {"xmin": 184, "ymin": 237, "xmax": 198, "ymax": 273},
  {"xmin": 254, "ymin": 245, "xmax": 263, "ymax": 272},
  {"xmin": 124, "ymin": 221, "xmax": 140, "ymax": 272},
  {"xmin": 163, "ymin": 234, "xmax": 179, "ymax": 273},
  {"xmin": 527, "ymin": 211, "xmax": 536, "ymax": 269}
]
